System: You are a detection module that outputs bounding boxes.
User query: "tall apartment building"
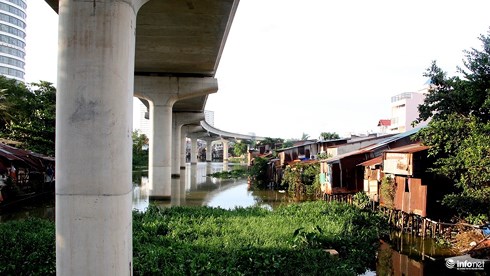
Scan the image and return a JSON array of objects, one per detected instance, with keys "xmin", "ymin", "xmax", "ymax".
[
  {"xmin": 389, "ymin": 91, "xmax": 428, "ymax": 133},
  {"xmin": 133, "ymin": 98, "xmax": 150, "ymax": 138},
  {"xmin": 0, "ymin": 0, "xmax": 26, "ymax": 81},
  {"xmin": 204, "ymin": 110, "xmax": 214, "ymax": 126}
]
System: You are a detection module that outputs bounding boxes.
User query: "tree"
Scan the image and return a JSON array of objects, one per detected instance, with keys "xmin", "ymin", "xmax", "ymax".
[
  {"xmin": 415, "ymin": 29, "xmax": 490, "ymax": 124},
  {"xmin": 0, "ymin": 77, "xmax": 56, "ymax": 156},
  {"xmin": 0, "ymin": 77, "xmax": 30, "ymax": 131},
  {"xmin": 232, "ymin": 141, "xmax": 248, "ymax": 157},
  {"xmin": 0, "ymin": 89, "xmax": 11, "ymax": 124},
  {"xmin": 258, "ymin": 137, "xmax": 284, "ymax": 150},
  {"xmin": 132, "ymin": 130, "xmax": 149, "ymax": 168},
  {"xmin": 415, "ymin": 28, "xmax": 490, "ymax": 223},
  {"xmin": 319, "ymin": 132, "xmax": 340, "ymax": 140},
  {"xmin": 301, "ymin": 133, "xmax": 310, "ymax": 140}
]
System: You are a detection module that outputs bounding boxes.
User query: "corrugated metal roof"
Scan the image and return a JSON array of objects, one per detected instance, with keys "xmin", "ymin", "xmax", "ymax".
[
  {"xmin": 384, "ymin": 143, "xmax": 429, "ymax": 153},
  {"xmin": 323, "ymin": 147, "xmax": 372, "ymax": 163},
  {"xmin": 321, "ymin": 127, "xmax": 425, "ymax": 164},
  {"xmin": 0, "ymin": 143, "xmax": 54, "ymax": 171},
  {"xmin": 275, "ymin": 140, "xmax": 318, "ymax": 152},
  {"xmin": 358, "ymin": 156, "xmax": 383, "ymax": 167}
]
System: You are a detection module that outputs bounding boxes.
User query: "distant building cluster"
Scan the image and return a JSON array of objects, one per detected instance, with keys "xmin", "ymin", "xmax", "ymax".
[{"xmin": 0, "ymin": 0, "xmax": 26, "ymax": 81}]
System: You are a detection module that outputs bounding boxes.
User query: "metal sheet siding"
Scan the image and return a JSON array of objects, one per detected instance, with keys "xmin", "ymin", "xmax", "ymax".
[{"xmin": 409, "ymin": 178, "xmax": 427, "ymax": 217}]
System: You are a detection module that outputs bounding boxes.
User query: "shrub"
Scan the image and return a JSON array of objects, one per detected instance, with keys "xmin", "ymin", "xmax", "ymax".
[
  {"xmin": 281, "ymin": 162, "xmax": 321, "ymax": 200},
  {"xmin": 0, "ymin": 218, "xmax": 55, "ymax": 275},
  {"xmin": 380, "ymin": 176, "xmax": 396, "ymax": 209},
  {"xmin": 0, "ymin": 202, "xmax": 383, "ymax": 275}
]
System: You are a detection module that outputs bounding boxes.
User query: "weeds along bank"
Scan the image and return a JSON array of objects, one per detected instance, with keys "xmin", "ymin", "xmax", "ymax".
[{"xmin": 0, "ymin": 201, "xmax": 383, "ymax": 275}]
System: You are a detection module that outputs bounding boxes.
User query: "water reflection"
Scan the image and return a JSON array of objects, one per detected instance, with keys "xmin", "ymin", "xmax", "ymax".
[
  {"xmin": 373, "ymin": 232, "xmax": 480, "ymax": 276},
  {"xmin": 132, "ymin": 162, "xmax": 289, "ymax": 212}
]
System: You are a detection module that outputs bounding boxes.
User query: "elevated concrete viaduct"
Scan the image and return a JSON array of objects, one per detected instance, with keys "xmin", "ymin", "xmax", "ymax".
[{"xmin": 46, "ymin": 0, "xmax": 239, "ymax": 274}]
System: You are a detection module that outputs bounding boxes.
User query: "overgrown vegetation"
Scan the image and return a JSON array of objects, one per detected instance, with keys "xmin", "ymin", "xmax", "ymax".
[
  {"xmin": 134, "ymin": 201, "xmax": 382, "ymax": 275},
  {"xmin": 0, "ymin": 218, "xmax": 55, "ymax": 275},
  {"xmin": 248, "ymin": 156, "xmax": 269, "ymax": 188},
  {"xmin": 207, "ymin": 168, "xmax": 248, "ymax": 179},
  {"xmin": 380, "ymin": 176, "xmax": 396, "ymax": 209},
  {"xmin": 281, "ymin": 162, "xmax": 321, "ymax": 200},
  {"xmin": 415, "ymin": 28, "xmax": 490, "ymax": 224},
  {"xmin": 353, "ymin": 191, "xmax": 371, "ymax": 210},
  {"xmin": 0, "ymin": 202, "xmax": 383, "ymax": 275}
]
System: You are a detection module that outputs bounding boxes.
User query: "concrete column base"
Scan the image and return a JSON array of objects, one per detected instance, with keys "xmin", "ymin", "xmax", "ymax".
[
  {"xmin": 149, "ymin": 195, "xmax": 171, "ymax": 201},
  {"xmin": 149, "ymin": 166, "xmax": 171, "ymax": 198},
  {"xmin": 56, "ymin": 192, "xmax": 132, "ymax": 275}
]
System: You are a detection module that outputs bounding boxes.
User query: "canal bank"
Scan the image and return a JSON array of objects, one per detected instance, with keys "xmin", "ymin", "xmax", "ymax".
[{"xmin": 0, "ymin": 162, "xmax": 486, "ymax": 274}]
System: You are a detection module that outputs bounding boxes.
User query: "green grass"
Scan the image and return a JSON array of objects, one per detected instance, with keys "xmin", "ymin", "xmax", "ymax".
[
  {"xmin": 133, "ymin": 201, "xmax": 382, "ymax": 275},
  {"xmin": 0, "ymin": 201, "xmax": 383, "ymax": 275}
]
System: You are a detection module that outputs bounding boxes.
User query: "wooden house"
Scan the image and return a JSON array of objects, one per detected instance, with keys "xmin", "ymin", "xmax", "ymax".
[
  {"xmin": 379, "ymin": 143, "xmax": 439, "ymax": 217},
  {"xmin": 320, "ymin": 147, "xmax": 372, "ymax": 196},
  {"xmin": 320, "ymin": 127, "xmax": 425, "ymax": 197},
  {"xmin": 276, "ymin": 140, "xmax": 318, "ymax": 165},
  {"xmin": 359, "ymin": 156, "xmax": 383, "ymax": 201}
]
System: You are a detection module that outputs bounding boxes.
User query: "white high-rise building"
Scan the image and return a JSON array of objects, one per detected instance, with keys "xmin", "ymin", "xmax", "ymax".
[
  {"xmin": 0, "ymin": 0, "xmax": 26, "ymax": 81},
  {"xmin": 389, "ymin": 91, "xmax": 427, "ymax": 133},
  {"xmin": 133, "ymin": 98, "xmax": 150, "ymax": 138},
  {"xmin": 204, "ymin": 110, "xmax": 214, "ymax": 126}
]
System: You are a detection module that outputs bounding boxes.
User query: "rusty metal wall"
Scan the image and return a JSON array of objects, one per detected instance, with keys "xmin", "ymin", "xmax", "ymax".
[
  {"xmin": 394, "ymin": 176, "xmax": 405, "ymax": 211},
  {"xmin": 393, "ymin": 176, "xmax": 427, "ymax": 217},
  {"xmin": 409, "ymin": 178, "xmax": 427, "ymax": 217}
]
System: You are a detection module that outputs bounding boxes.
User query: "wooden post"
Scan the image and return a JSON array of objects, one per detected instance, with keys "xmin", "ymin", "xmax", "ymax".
[
  {"xmin": 432, "ymin": 222, "xmax": 436, "ymax": 238},
  {"xmin": 401, "ymin": 212, "xmax": 404, "ymax": 232}
]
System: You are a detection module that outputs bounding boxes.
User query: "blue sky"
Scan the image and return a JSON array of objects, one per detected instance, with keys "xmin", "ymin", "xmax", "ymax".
[{"xmin": 26, "ymin": 0, "xmax": 490, "ymax": 139}]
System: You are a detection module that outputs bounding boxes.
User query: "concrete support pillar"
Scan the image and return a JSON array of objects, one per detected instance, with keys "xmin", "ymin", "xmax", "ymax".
[
  {"xmin": 171, "ymin": 123, "xmax": 182, "ymax": 178},
  {"xmin": 181, "ymin": 126, "xmax": 203, "ymax": 166},
  {"xmin": 172, "ymin": 114, "xmax": 204, "ymax": 178},
  {"xmin": 222, "ymin": 139, "xmax": 229, "ymax": 162},
  {"xmin": 135, "ymin": 77, "xmax": 217, "ymax": 200},
  {"xmin": 180, "ymin": 128, "xmax": 187, "ymax": 167},
  {"xmin": 56, "ymin": 0, "xmax": 146, "ymax": 275},
  {"xmin": 148, "ymin": 102, "xmax": 174, "ymax": 199},
  {"xmin": 206, "ymin": 140, "xmax": 213, "ymax": 162},
  {"xmin": 247, "ymin": 145, "xmax": 251, "ymax": 166},
  {"xmin": 199, "ymin": 137, "xmax": 214, "ymax": 162},
  {"xmin": 190, "ymin": 138, "xmax": 198, "ymax": 164}
]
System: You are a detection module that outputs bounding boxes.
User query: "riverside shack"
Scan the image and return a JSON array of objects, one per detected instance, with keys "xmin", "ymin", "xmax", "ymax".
[
  {"xmin": 0, "ymin": 143, "xmax": 55, "ymax": 203},
  {"xmin": 359, "ymin": 156, "xmax": 383, "ymax": 202},
  {"xmin": 320, "ymin": 128, "xmax": 425, "ymax": 199},
  {"xmin": 380, "ymin": 142, "xmax": 436, "ymax": 217}
]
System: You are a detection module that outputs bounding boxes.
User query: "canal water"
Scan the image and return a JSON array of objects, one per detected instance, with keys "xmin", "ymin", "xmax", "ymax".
[
  {"xmin": 0, "ymin": 162, "xmax": 475, "ymax": 275},
  {"xmin": 132, "ymin": 162, "xmax": 288, "ymax": 211}
]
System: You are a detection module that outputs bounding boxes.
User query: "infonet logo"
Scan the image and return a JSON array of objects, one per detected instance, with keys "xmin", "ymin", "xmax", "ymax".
[{"xmin": 445, "ymin": 256, "xmax": 486, "ymax": 271}]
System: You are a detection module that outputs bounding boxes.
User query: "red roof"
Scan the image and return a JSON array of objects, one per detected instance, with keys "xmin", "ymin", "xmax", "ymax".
[{"xmin": 378, "ymin": 119, "xmax": 391, "ymax": 126}]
